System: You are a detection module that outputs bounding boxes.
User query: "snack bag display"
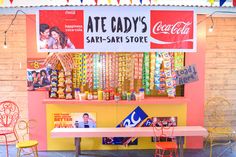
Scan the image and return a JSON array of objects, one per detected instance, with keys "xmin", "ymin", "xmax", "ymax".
[
  {"xmin": 50, "ymin": 70, "xmax": 58, "ymax": 98},
  {"xmin": 57, "ymin": 70, "xmax": 65, "ymax": 99}
]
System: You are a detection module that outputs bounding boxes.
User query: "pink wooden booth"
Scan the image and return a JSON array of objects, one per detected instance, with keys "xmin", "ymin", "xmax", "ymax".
[{"xmin": 27, "ymin": 15, "xmax": 206, "ymax": 151}]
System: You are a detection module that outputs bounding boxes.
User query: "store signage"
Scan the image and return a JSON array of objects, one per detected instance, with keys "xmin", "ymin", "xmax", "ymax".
[
  {"xmin": 150, "ymin": 10, "xmax": 194, "ymax": 50},
  {"xmin": 37, "ymin": 7, "xmax": 196, "ymax": 52},
  {"xmin": 103, "ymin": 106, "xmax": 148, "ymax": 145},
  {"xmin": 176, "ymin": 64, "xmax": 198, "ymax": 85}
]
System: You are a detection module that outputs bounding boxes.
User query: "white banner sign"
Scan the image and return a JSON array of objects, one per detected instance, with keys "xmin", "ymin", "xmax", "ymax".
[{"xmin": 37, "ymin": 7, "xmax": 196, "ymax": 52}]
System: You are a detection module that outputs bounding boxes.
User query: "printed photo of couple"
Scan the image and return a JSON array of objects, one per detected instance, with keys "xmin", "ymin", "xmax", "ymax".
[{"xmin": 39, "ymin": 24, "xmax": 75, "ymax": 50}]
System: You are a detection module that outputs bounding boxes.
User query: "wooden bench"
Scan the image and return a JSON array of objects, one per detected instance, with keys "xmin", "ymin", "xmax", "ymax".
[{"xmin": 51, "ymin": 126, "xmax": 208, "ymax": 157}]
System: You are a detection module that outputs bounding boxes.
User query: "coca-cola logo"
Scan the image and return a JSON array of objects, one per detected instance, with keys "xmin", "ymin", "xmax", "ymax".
[{"xmin": 152, "ymin": 21, "xmax": 192, "ymax": 35}]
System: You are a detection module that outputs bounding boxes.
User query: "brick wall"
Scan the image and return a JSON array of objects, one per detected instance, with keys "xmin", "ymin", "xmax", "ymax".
[
  {"xmin": 205, "ymin": 17, "xmax": 236, "ymax": 129},
  {"xmin": 0, "ymin": 15, "xmax": 27, "ymax": 139}
]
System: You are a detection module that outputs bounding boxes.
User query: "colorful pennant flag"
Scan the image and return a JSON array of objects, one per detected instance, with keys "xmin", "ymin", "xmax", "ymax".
[
  {"xmin": 95, "ymin": 0, "xmax": 98, "ymax": 5},
  {"xmin": 80, "ymin": 0, "xmax": 83, "ymax": 3},
  {"xmin": 220, "ymin": 0, "xmax": 226, "ymax": 6},
  {"xmin": 233, "ymin": 0, "xmax": 236, "ymax": 6},
  {"xmin": 0, "ymin": 0, "xmax": 3, "ymax": 5},
  {"xmin": 67, "ymin": 0, "xmax": 69, "ymax": 3},
  {"xmin": 130, "ymin": 0, "xmax": 132, "ymax": 4},
  {"xmin": 108, "ymin": 0, "xmax": 111, "ymax": 4},
  {"xmin": 9, "ymin": 0, "xmax": 13, "ymax": 4},
  {"xmin": 140, "ymin": 0, "xmax": 142, "ymax": 4},
  {"xmin": 208, "ymin": 0, "xmax": 214, "ymax": 5}
]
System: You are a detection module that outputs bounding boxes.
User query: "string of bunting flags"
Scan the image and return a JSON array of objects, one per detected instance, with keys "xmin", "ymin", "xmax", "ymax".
[{"xmin": 1, "ymin": 0, "xmax": 235, "ymax": 6}]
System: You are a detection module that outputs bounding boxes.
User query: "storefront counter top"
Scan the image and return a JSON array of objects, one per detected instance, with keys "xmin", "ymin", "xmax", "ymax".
[{"xmin": 43, "ymin": 97, "xmax": 189, "ymax": 105}]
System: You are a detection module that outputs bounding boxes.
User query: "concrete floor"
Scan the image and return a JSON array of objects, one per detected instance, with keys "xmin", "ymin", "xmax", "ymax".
[{"xmin": 1, "ymin": 145, "xmax": 236, "ymax": 157}]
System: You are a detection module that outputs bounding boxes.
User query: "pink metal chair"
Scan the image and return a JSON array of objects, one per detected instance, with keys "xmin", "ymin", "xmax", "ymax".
[
  {"xmin": 0, "ymin": 101, "xmax": 20, "ymax": 157},
  {"xmin": 153, "ymin": 118, "xmax": 178, "ymax": 157}
]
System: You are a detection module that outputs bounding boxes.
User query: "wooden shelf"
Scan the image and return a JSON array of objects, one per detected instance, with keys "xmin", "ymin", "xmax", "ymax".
[{"xmin": 43, "ymin": 97, "xmax": 189, "ymax": 105}]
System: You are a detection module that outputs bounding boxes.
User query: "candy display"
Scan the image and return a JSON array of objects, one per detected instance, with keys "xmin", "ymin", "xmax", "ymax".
[
  {"xmin": 57, "ymin": 69, "xmax": 65, "ymax": 99},
  {"xmin": 48, "ymin": 52, "xmax": 184, "ymax": 100}
]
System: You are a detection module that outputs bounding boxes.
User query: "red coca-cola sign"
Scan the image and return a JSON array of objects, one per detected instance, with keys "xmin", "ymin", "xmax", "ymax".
[{"xmin": 150, "ymin": 10, "xmax": 195, "ymax": 50}]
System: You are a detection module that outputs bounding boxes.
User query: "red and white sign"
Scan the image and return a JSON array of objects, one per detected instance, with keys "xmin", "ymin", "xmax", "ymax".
[
  {"xmin": 150, "ymin": 10, "xmax": 195, "ymax": 50},
  {"xmin": 38, "ymin": 10, "xmax": 84, "ymax": 50},
  {"xmin": 37, "ymin": 8, "xmax": 196, "ymax": 53}
]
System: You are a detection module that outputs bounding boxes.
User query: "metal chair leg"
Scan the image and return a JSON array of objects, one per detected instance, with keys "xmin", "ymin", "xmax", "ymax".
[
  {"xmin": 34, "ymin": 146, "xmax": 39, "ymax": 157},
  {"xmin": 209, "ymin": 138, "xmax": 213, "ymax": 157},
  {"xmin": 17, "ymin": 148, "xmax": 21, "ymax": 157},
  {"xmin": 204, "ymin": 135, "xmax": 210, "ymax": 149},
  {"xmin": 3, "ymin": 135, "xmax": 9, "ymax": 157}
]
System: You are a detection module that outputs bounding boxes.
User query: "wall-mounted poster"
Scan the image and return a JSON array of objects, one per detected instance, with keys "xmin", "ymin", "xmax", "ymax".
[
  {"xmin": 27, "ymin": 58, "xmax": 51, "ymax": 91},
  {"xmin": 102, "ymin": 106, "xmax": 148, "ymax": 145},
  {"xmin": 38, "ymin": 10, "xmax": 84, "ymax": 51},
  {"xmin": 54, "ymin": 112, "xmax": 96, "ymax": 128}
]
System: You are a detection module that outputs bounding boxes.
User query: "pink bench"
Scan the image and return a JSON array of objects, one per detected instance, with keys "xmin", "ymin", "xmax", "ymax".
[{"xmin": 51, "ymin": 126, "xmax": 208, "ymax": 157}]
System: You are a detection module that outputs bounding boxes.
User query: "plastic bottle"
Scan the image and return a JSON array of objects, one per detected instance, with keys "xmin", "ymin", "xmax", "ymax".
[
  {"xmin": 139, "ymin": 88, "xmax": 145, "ymax": 100},
  {"xmin": 131, "ymin": 90, "xmax": 136, "ymax": 101},
  {"xmin": 127, "ymin": 92, "xmax": 131, "ymax": 101},
  {"xmin": 74, "ymin": 88, "xmax": 80, "ymax": 100},
  {"xmin": 98, "ymin": 90, "xmax": 103, "ymax": 100}
]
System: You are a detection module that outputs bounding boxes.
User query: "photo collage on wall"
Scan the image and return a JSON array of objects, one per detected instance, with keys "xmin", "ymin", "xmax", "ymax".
[{"xmin": 27, "ymin": 58, "xmax": 51, "ymax": 91}]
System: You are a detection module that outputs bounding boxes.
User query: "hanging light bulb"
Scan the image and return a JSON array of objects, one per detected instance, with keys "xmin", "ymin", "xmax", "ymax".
[
  {"xmin": 3, "ymin": 31, "xmax": 7, "ymax": 48},
  {"xmin": 3, "ymin": 41, "xmax": 7, "ymax": 49},
  {"xmin": 208, "ymin": 15, "xmax": 214, "ymax": 33},
  {"xmin": 208, "ymin": 25, "xmax": 214, "ymax": 32}
]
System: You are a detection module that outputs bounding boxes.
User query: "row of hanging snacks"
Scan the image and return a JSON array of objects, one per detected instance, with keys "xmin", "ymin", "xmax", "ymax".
[
  {"xmin": 86, "ymin": 54, "xmax": 93, "ymax": 89},
  {"xmin": 118, "ymin": 54, "xmax": 126, "ymax": 91},
  {"xmin": 50, "ymin": 70, "xmax": 58, "ymax": 98},
  {"xmin": 65, "ymin": 71, "xmax": 73, "ymax": 100},
  {"xmin": 81, "ymin": 54, "xmax": 87, "ymax": 86},
  {"xmin": 129, "ymin": 54, "xmax": 135, "ymax": 90},
  {"xmin": 174, "ymin": 52, "xmax": 185, "ymax": 70},
  {"xmin": 150, "ymin": 52, "xmax": 156, "ymax": 90},
  {"xmin": 154, "ymin": 53, "xmax": 162, "ymax": 90},
  {"xmin": 93, "ymin": 54, "xmax": 99, "ymax": 90},
  {"xmin": 106, "ymin": 53, "xmax": 110, "ymax": 89},
  {"xmin": 73, "ymin": 54, "xmax": 81, "ymax": 87},
  {"xmin": 142, "ymin": 52, "xmax": 150, "ymax": 95},
  {"xmin": 101, "ymin": 54, "xmax": 106, "ymax": 89},
  {"xmin": 109, "ymin": 54, "xmax": 115, "ymax": 88},
  {"xmin": 162, "ymin": 52, "xmax": 177, "ymax": 98},
  {"xmin": 57, "ymin": 69, "xmax": 65, "ymax": 99},
  {"xmin": 134, "ymin": 53, "xmax": 143, "ymax": 80},
  {"xmin": 114, "ymin": 54, "xmax": 119, "ymax": 89}
]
